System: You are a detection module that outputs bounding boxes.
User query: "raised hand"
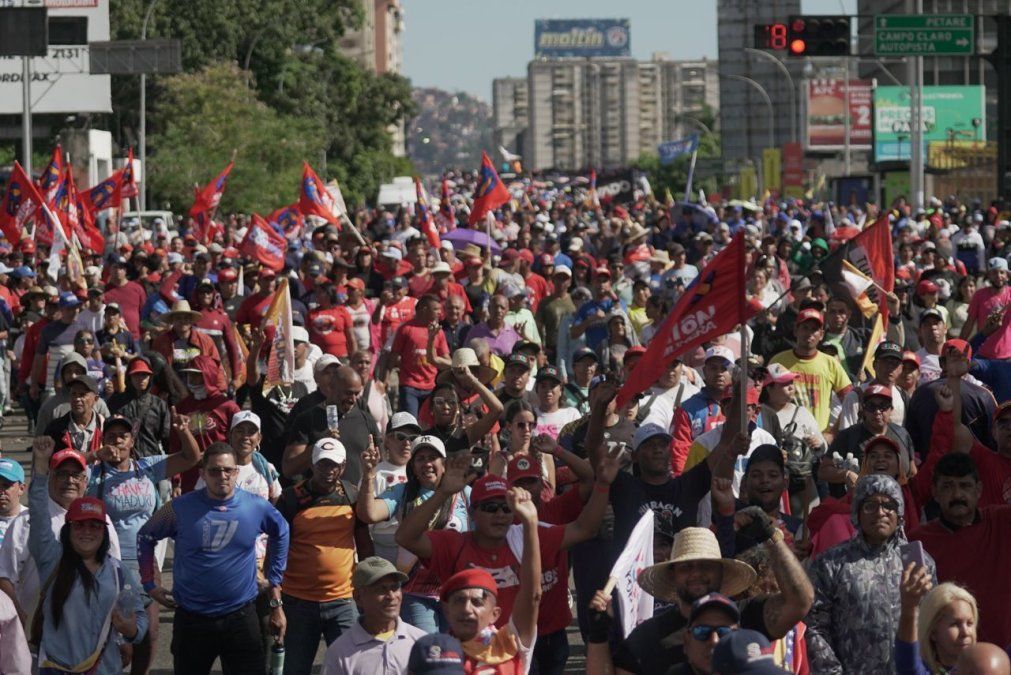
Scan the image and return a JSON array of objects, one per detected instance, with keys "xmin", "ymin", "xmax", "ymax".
[
  {"xmin": 507, "ymin": 486, "xmax": 538, "ymax": 524},
  {"xmin": 899, "ymin": 562, "xmax": 933, "ymax": 612},
  {"xmin": 428, "ymin": 321, "xmax": 441, "ymax": 340},
  {"xmin": 531, "ymin": 433, "xmax": 556, "ymax": 455},
  {"xmin": 711, "ymin": 476, "xmax": 736, "ymax": 516},
  {"xmin": 934, "ymin": 383, "xmax": 954, "ymax": 412},
  {"xmin": 32, "ymin": 436, "xmax": 55, "ymax": 468},
  {"xmin": 170, "ymin": 406, "xmax": 190, "ymax": 434},
  {"xmin": 437, "ymin": 453, "xmax": 472, "ymax": 495},
  {"xmin": 596, "ymin": 442, "xmax": 623, "ymax": 485},
  {"xmin": 361, "ymin": 437, "xmax": 380, "ymax": 474},
  {"xmin": 250, "ymin": 326, "xmax": 267, "ymax": 348},
  {"xmin": 945, "ymin": 344, "xmax": 971, "ymax": 379}
]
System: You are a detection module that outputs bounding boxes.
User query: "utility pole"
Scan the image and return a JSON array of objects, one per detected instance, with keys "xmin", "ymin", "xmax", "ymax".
[
  {"xmin": 907, "ymin": 0, "xmax": 925, "ymax": 211},
  {"xmin": 21, "ymin": 57, "xmax": 31, "ymax": 177}
]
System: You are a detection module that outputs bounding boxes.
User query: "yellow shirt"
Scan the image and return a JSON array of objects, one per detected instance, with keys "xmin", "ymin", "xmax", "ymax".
[{"xmin": 768, "ymin": 350, "xmax": 851, "ymax": 431}]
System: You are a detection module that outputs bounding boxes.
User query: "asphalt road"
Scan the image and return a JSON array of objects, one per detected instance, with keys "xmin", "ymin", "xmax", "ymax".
[{"xmin": 2, "ymin": 408, "xmax": 587, "ymax": 674}]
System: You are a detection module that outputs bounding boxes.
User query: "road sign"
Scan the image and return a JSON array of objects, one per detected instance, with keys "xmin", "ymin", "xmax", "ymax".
[
  {"xmin": 89, "ymin": 39, "xmax": 182, "ymax": 75},
  {"xmin": 875, "ymin": 14, "xmax": 974, "ymax": 55}
]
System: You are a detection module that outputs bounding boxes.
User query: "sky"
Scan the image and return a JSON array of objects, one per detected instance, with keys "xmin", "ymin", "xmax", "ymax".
[{"xmin": 402, "ymin": 0, "xmax": 857, "ymax": 101}]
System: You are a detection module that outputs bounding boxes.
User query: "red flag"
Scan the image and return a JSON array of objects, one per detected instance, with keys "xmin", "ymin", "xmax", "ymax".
[
  {"xmin": 63, "ymin": 167, "xmax": 104, "ymax": 253},
  {"xmin": 616, "ymin": 233, "xmax": 759, "ymax": 408},
  {"xmin": 82, "ymin": 169, "xmax": 125, "ymax": 213},
  {"xmin": 267, "ymin": 203, "xmax": 304, "ymax": 241},
  {"xmin": 0, "ymin": 162, "xmax": 44, "ymax": 245},
  {"xmin": 120, "ymin": 148, "xmax": 138, "ymax": 199},
  {"xmin": 468, "ymin": 151, "xmax": 510, "ymax": 225},
  {"xmin": 298, "ymin": 162, "xmax": 342, "ymax": 226},
  {"xmin": 414, "ymin": 177, "xmax": 441, "ymax": 248},
  {"xmin": 37, "ymin": 146, "xmax": 64, "ymax": 205},
  {"xmin": 437, "ymin": 177, "xmax": 455, "ymax": 231},
  {"xmin": 240, "ymin": 214, "xmax": 286, "ymax": 271},
  {"xmin": 822, "ymin": 215, "xmax": 894, "ymax": 326},
  {"xmin": 188, "ymin": 161, "xmax": 233, "ymax": 218}
]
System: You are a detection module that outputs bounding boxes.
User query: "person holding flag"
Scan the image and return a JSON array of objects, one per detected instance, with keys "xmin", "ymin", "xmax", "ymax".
[{"xmin": 468, "ymin": 152, "xmax": 510, "ymax": 226}]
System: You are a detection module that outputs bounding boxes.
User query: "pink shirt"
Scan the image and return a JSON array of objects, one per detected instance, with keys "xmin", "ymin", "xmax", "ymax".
[{"xmin": 971, "ymin": 286, "xmax": 1011, "ymax": 358}]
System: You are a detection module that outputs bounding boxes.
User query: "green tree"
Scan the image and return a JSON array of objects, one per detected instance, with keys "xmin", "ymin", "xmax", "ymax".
[
  {"xmin": 108, "ymin": 0, "xmax": 415, "ymax": 206},
  {"xmin": 636, "ymin": 105, "xmax": 723, "ymax": 202},
  {"xmin": 147, "ymin": 62, "xmax": 326, "ymax": 214}
]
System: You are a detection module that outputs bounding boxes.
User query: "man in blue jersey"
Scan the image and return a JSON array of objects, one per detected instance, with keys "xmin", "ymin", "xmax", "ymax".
[{"xmin": 137, "ymin": 441, "xmax": 290, "ymax": 675}]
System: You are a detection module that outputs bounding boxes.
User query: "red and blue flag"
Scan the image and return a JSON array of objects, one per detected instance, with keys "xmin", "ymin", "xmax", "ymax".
[
  {"xmin": 414, "ymin": 177, "xmax": 441, "ymax": 248},
  {"xmin": 468, "ymin": 151, "xmax": 510, "ymax": 226}
]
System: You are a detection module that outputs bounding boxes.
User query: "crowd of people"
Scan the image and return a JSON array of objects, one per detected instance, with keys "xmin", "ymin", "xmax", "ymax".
[{"xmin": 0, "ymin": 171, "xmax": 1009, "ymax": 675}]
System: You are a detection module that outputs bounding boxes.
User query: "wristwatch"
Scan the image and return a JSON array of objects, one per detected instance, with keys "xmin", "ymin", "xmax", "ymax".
[{"xmin": 268, "ymin": 598, "xmax": 284, "ymax": 609}]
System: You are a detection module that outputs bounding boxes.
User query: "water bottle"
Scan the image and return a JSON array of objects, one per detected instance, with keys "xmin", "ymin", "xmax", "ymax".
[
  {"xmin": 116, "ymin": 584, "xmax": 138, "ymax": 614},
  {"xmin": 269, "ymin": 640, "xmax": 285, "ymax": 674}
]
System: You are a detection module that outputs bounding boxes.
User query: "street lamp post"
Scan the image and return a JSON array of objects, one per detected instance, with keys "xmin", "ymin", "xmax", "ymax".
[
  {"xmin": 744, "ymin": 47, "xmax": 796, "ymax": 144},
  {"xmin": 139, "ymin": 0, "xmax": 160, "ymax": 212},
  {"xmin": 679, "ymin": 115, "xmax": 713, "ymax": 137},
  {"xmin": 723, "ymin": 73, "xmax": 775, "ymax": 153}
]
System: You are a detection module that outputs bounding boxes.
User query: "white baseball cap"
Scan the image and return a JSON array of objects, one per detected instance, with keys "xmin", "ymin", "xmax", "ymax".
[
  {"xmin": 431, "ymin": 261, "xmax": 452, "ymax": 275},
  {"xmin": 312, "ymin": 437, "xmax": 347, "ymax": 465},
  {"xmin": 314, "ymin": 354, "xmax": 341, "ymax": 374},
  {"xmin": 388, "ymin": 411, "xmax": 421, "ymax": 433},
  {"xmin": 553, "ymin": 264, "xmax": 572, "ymax": 278},
  {"xmin": 230, "ymin": 410, "xmax": 261, "ymax": 431},
  {"xmin": 290, "ymin": 326, "xmax": 309, "ymax": 344},
  {"xmin": 704, "ymin": 346, "xmax": 735, "ymax": 365},
  {"xmin": 411, "ymin": 435, "xmax": 446, "ymax": 458}
]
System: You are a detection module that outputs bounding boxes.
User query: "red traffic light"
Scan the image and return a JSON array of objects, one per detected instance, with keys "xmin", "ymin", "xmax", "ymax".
[
  {"xmin": 791, "ymin": 18, "xmax": 806, "ymax": 33},
  {"xmin": 789, "ymin": 38, "xmax": 807, "ymax": 55}
]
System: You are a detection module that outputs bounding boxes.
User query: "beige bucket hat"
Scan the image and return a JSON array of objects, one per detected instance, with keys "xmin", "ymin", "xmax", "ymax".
[{"xmin": 637, "ymin": 527, "xmax": 757, "ymax": 602}]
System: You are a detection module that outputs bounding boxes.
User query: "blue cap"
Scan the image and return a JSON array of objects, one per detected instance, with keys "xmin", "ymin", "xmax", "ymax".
[
  {"xmin": 0, "ymin": 458, "xmax": 25, "ymax": 483},
  {"xmin": 11, "ymin": 266, "xmax": 35, "ymax": 279},
  {"xmin": 712, "ymin": 629, "xmax": 787, "ymax": 674},
  {"xmin": 633, "ymin": 422, "xmax": 672, "ymax": 451},
  {"xmin": 58, "ymin": 292, "xmax": 82, "ymax": 309},
  {"xmin": 407, "ymin": 634, "xmax": 465, "ymax": 674}
]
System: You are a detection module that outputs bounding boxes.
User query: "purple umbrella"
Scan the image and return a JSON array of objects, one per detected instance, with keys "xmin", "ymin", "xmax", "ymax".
[{"xmin": 442, "ymin": 228, "xmax": 502, "ymax": 254}]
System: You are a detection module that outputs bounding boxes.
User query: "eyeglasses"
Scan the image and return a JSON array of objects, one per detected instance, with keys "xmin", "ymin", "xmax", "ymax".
[
  {"xmin": 54, "ymin": 470, "xmax": 87, "ymax": 483},
  {"xmin": 432, "ymin": 397, "xmax": 458, "ymax": 408},
  {"xmin": 206, "ymin": 467, "xmax": 238, "ymax": 477},
  {"xmin": 76, "ymin": 338, "xmax": 94, "ymax": 344},
  {"xmin": 393, "ymin": 432, "xmax": 418, "ymax": 443},
  {"xmin": 475, "ymin": 502, "xmax": 512, "ymax": 514},
  {"xmin": 689, "ymin": 625, "xmax": 734, "ymax": 642},
  {"xmin": 860, "ymin": 499, "xmax": 899, "ymax": 515},
  {"xmin": 863, "ymin": 402, "xmax": 892, "ymax": 413}
]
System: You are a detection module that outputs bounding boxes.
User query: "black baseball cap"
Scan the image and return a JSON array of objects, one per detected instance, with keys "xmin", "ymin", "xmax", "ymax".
[
  {"xmin": 874, "ymin": 341, "xmax": 903, "ymax": 361},
  {"xmin": 745, "ymin": 444, "xmax": 785, "ymax": 473},
  {"xmin": 535, "ymin": 365, "xmax": 564, "ymax": 385}
]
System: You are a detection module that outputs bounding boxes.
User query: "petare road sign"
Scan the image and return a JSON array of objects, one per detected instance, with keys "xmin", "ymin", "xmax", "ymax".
[{"xmin": 874, "ymin": 14, "xmax": 974, "ymax": 56}]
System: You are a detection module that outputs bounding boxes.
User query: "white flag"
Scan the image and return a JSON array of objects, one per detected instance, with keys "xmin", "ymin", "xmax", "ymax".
[{"xmin": 609, "ymin": 510, "xmax": 655, "ymax": 638}]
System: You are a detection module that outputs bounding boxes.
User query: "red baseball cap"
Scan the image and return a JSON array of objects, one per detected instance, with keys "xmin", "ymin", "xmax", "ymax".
[
  {"xmin": 594, "ymin": 266, "xmax": 612, "ymax": 279},
  {"xmin": 258, "ymin": 268, "xmax": 277, "ymax": 280},
  {"xmin": 217, "ymin": 268, "xmax": 238, "ymax": 283},
  {"xmin": 864, "ymin": 383, "xmax": 893, "ymax": 401},
  {"xmin": 506, "ymin": 455, "xmax": 542, "ymax": 486},
  {"xmin": 721, "ymin": 387, "xmax": 760, "ymax": 405},
  {"xmin": 127, "ymin": 358, "xmax": 153, "ymax": 375},
  {"xmin": 624, "ymin": 345, "xmax": 647, "ymax": 361},
  {"xmin": 465, "ymin": 257, "xmax": 483, "ymax": 268},
  {"xmin": 902, "ymin": 350, "xmax": 921, "ymax": 366},
  {"xmin": 440, "ymin": 568, "xmax": 498, "ymax": 601},
  {"xmin": 50, "ymin": 448, "xmax": 87, "ymax": 472},
  {"xmin": 501, "ymin": 249, "xmax": 519, "ymax": 263},
  {"xmin": 470, "ymin": 474, "xmax": 509, "ymax": 505},
  {"xmin": 540, "ymin": 253, "xmax": 554, "ymax": 266},
  {"xmin": 517, "ymin": 249, "xmax": 534, "ymax": 264},
  {"xmin": 346, "ymin": 277, "xmax": 365, "ymax": 291},
  {"xmin": 763, "ymin": 363, "xmax": 797, "ymax": 386},
  {"xmin": 916, "ymin": 279, "xmax": 940, "ymax": 295},
  {"xmin": 145, "ymin": 272, "xmax": 162, "ymax": 284},
  {"xmin": 941, "ymin": 338, "xmax": 972, "ymax": 359},
  {"xmin": 797, "ymin": 308, "xmax": 824, "ymax": 326},
  {"xmin": 66, "ymin": 497, "xmax": 106, "ymax": 524}
]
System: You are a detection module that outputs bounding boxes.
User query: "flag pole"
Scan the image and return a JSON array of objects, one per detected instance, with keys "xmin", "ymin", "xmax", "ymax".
[
  {"xmin": 737, "ymin": 233, "xmax": 748, "ymax": 433},
  {"xmin": 684, "ymin": 149, "xmax": 698, "ymax": 203}
]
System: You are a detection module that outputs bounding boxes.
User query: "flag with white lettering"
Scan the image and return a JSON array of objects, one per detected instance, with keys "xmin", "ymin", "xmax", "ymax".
[
  {"xmin": 616, "ymin": 232, "xmax": 759, "ymax": 408},
  {"xmin": 658, "ymin": 134, "xmax": 699, "ymax": 165},
  {"xmin": 262, "ymin": 278, "xmax": 295, "ymax": 391},
  {"xmin": 240, "ymin": 214, "xmax": 286, "ymax": 272},
  {"xmin": 609, "ymin": 510, "xmax": 654, "ymax": 638}
]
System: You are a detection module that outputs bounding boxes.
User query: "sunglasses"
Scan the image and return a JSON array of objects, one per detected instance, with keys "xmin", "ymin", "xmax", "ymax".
[
  {"xmin": 689, "ymin": 625, "xmax": 734, "ymax": 642},
  {"xmin": 393, "ymin": 432, "xmax": 418, "ymax": 443},
  {"xmin": 860, "ymin": 499, "xmax": 899, "ymax": 515},
  {"xmin": 475, "ymin": 502, "xmax": 512, "ymax": 514},
  {"xmin": 863, "ymin": 402, "xmax": 892, "ymax": 413},
  {"xmin": 206, "ymin": 467, "xmax": 238, "ymax": 477}
]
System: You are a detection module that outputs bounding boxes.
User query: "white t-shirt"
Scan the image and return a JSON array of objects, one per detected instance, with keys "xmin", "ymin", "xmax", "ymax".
[
  {"xmin": 836, "ymin": 384, "xmax": 906, "ymax": 431},
  {"xmin": 0, "ymin": 500, "xmax": 121, "ymax": 620},
  {"xmin": 369, "ymin": 462, "xmax": 408, "ymax": 550},
  {"xmin": 534, "ymin": 406, "xmax": 581, "ymax": 440}
]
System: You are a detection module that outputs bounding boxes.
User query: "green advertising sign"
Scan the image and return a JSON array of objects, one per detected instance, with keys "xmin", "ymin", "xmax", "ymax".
[
  {"xmin": 873, "ymin": 85, "xmax": 985, "ymax": 162},
  {"xmin": 874, "ymin": 14, "xmax": 974, "ymax": 55}
]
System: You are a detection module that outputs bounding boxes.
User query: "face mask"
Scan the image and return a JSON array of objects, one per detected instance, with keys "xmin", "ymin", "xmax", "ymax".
[{"xmin": 190, "ymin": 384, "xmax": 207, "ymax": 400}]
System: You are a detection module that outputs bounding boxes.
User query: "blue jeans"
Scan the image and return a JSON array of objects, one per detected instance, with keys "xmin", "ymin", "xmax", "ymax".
[
  {"xmin": 401, "ymin": 594, "xmax": 446, "ymax": 633},
  {"xmin": 282, "ymin": 594, "xmax": 357, "ymax": 675},
  {"xmin": 398, "ymin": 386, "xmax": 432, "ymax": 417}
]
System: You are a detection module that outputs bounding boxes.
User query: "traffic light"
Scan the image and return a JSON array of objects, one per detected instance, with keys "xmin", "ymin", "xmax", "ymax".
[{"xmin": 785, "ymin": 15, "xmax": 851, "ymax": 56}]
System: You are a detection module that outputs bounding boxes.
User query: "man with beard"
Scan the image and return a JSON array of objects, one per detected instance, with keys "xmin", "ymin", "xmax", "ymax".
[
  {"xmin": 610, "ymin": 525, "xmax": 811, "ymax": 674},
  {"xmin": 279, "ymin": 438, "xmax": 374, "ymax": 673},
  {"xmin": 910, "ymin": 453, "xmax": 1011, "ymax": 647}
]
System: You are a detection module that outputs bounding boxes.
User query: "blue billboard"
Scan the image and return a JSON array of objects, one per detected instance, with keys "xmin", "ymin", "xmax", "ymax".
[{"xmin": 534, "ymin": 19, "xmax": 631, "ymax": 58}]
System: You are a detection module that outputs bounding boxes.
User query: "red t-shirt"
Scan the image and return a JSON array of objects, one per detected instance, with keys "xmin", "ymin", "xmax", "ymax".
[
  {"xmin": 910, "ymin": 506, "xmax": 1011, "ymax": 646},
  {"xmin": 928, "ymin": 411, "xmax": 1011, "ymax": 507},
  {"xmin": 408, "ymin": 273, "xmax": 434, "ymax": 298},
  {"xmin": 522, "ymin": 273, "xmax": 550, "ymax": 313},
  {"xmin": 424, "ymin": 524, "xmax": 570, "ymax": 634},
  {"xmin": 309, "ymin": 306, "xmax": 354, "ymax": 357},
  {"xmin": 235, "ymin": 292, "xmax": 273, "ymax": 328},
  {"xmin": 380, "ymin": 297, "xmax": 417, "ymax": 348},
  {"xmin": 104, "ymin": 280, "xmax": 147, "ymax": 338},
  {"xmin": 392, "ymin": 320, "xmax": 447, "ymax": 390}
]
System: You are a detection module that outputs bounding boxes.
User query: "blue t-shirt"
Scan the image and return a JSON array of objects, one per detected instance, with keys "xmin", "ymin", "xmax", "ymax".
[
  {"xmin": 87, "ymin": 456, "xmax": 167, "ymax": 561},
  {"xmin": 575, "ymin": 298, "xmax": 618, "ymax": 350},
  {"xmin": 380, "ymin": 483, "xmax": 471, "ymax": 533}
]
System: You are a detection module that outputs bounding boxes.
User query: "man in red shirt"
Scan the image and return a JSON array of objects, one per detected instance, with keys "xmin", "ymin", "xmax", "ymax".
[
  {"xmin": 516, "ymin": 250, "xmax": 549, "ymax": 313},
  {"xmin": 910, "ymin": 453, "xmax": 1011, "ymax": 648},
  {"xmin": 430, "ymin": 261, "xmax": 472, "ymax": 318},
  {"xmin": 308, "ymin": 283, "xmax": 357, "ymax": 359},
  {"xmin": 153, "ymin": 300, "xmax": 227, "ymax": 392},
  {"xmin": 103, "ymin": 257, "xmax": 147, "ymax": 338},
  {"xmin": 235, "ymin": 268, "xmax": 279, "ymax": 332},
  {"xmin": 191, "ymin": 279, "xmax": 243, "ymax": 391},
  {"xmin": 390, "ymin": 295, "xmax": 448, "ymax": 417},
  {"xmin": 372, "ymin": 277, "xmax": 416, "ymax": 350},
  {"xmin": 960, "ymin": 257, "xmax": 1011, "ymax": 342},
  {"xmin": 396, "ymin": 451, "xmax": 615, "ymax": 673}
]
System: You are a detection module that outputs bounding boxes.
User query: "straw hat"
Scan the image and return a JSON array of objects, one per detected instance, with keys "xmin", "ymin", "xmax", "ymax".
[
  {"xmin": 622, "ymin": 222, "xmax": 650, "ymax": 244},
  {"xmin": 637, "ymin": 527, "xmax": 757, "ymax": 602},
  {"xmin": 436, "ymin": 347, "xmax": 497, "ymax": 386},
  {"xmin": 649, "ymin": 250, "xmax": 673, "ymax": 269},
  {"xmin": 162, "ymin": 300, "xmax": 203, "ymax": 324}
]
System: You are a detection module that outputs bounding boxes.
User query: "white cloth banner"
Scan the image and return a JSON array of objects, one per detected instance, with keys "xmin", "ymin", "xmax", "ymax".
[{"xmin": 608, "ymin": 509, "xmax": 655, "ymax": 638}]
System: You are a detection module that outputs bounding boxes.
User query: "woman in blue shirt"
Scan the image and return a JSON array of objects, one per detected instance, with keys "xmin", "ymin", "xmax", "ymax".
[
  {"xmin": 86, "ymin": 410, "xmax": 202, "ymax": 674},
  {"xmin": 29, "ymin": 438, "xmax": 148, "ymax": 675}
]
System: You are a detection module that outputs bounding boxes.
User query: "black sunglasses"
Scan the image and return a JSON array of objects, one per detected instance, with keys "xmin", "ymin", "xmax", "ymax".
[
  {"xmin": 689, "ymin": 625, "xmax": 734, "ymax": 642},
  {"xmin": 475, "ymin": 502, "xmax": 512, "ymax": 514}
]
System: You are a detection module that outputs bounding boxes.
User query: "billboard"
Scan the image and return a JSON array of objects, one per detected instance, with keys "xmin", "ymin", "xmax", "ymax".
[
  {"xmin": 873, "ymin": 85, "xmax": 985, "ymax": 162},
  {"xmin": 806, "ymin": 79, "xmax": 873, "ymax": 150},
  {"xmin": 534, "ymin": 19, "xmax": 630, "ymax": 58},
  {"xmin": 0, "ymin": 0, "xmax": 111, "ymax": 114}
]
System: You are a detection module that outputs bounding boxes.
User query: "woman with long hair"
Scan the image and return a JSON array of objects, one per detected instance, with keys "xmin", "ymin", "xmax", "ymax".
[
  {"xmin": 490, "ymin": 399, "xmax": 556, "ymax": 499},
  {"xmin": 29, "ymin": 437, "xmax": 147, "ymax": 674},
  {"xmin": 896, "ymin": 576, "xmax": 979, "ymax": 674},
  {"xmin": 356, "ymin": 435, "xmax": 470, "ymax": 633}
]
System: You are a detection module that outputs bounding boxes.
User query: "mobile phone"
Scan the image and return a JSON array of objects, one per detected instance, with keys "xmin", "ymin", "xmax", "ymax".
[
  {"xmin": 467, "ymin": 447, "xmax": 490, "ymax": 479},
  {"xmin": 899, "ymin": 541, "xmax": 926, "ymax": 570},
  {"xmin": 326, "ymin": 405, "xmax": 340, "ymax": 434}
]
